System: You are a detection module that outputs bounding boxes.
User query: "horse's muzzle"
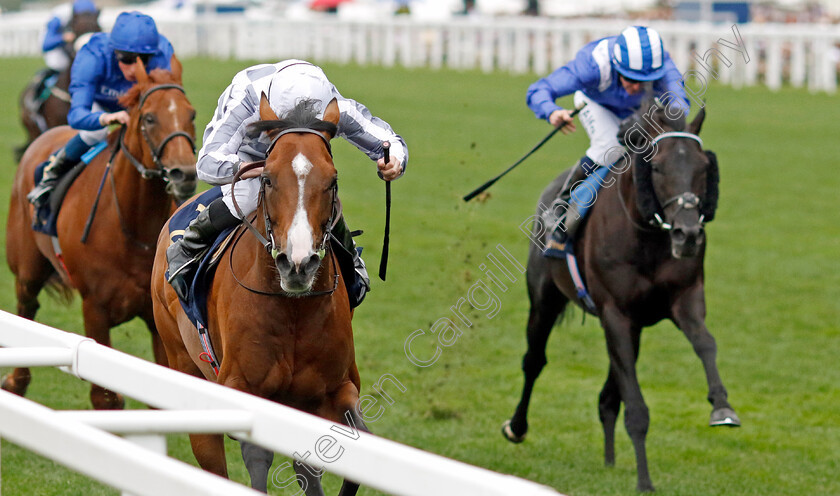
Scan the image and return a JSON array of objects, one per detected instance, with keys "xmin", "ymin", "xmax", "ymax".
[
  {"xmin": 670, "ymin": 224, "xmax": 705, "ymax": 259},
  {"xmin": 165, "ymin": 167, "xmax": 197, "ymax": 203},
  {"xmin": 275, "ymin": 252, "xmax": 321, "ymax": 293}
]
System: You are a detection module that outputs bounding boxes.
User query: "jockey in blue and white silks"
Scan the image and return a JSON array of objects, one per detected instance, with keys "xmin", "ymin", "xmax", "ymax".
[
  {"xmin": 166, "ymin": 59, "xmax": 409, "ymax": 306},
  {"xmin": 28, "ymin": 11, "xmax": 175, "ymax": 207},
  {"xmin": 526, "ymin": 26, "xmax": 691, "ymax": 258},
  {"xmin": 41, "ymin": 0, "xmax": 98, "ymax": 72}
]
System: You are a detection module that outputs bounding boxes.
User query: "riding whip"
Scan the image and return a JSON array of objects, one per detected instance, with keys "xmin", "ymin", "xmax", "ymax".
[
  {"xmin": 378, "ymin": 141, "xmax": 391, "ymax": 281},
  {"xmin": 463, "ymin": 102, "xmax": 586, "ymax": 202}
]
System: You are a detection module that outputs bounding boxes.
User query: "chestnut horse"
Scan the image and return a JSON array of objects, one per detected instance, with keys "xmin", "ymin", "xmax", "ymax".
[
  {"xmin": 151, "ymin": 96, "xmax": 368, "ymax": 495},
  {"xmin": 4, "ymin": 58, "xmax": 197, "ymax": 410},
  {"xmin": 18, "ymin": 9, "xmax": 101, "ymax": 160},
  {"xmin": 502, "ymin": 101, "xmax": 739, "ymax": 491}
]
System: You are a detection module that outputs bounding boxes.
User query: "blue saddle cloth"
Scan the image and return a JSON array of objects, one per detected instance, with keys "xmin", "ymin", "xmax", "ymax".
[
  {"xmin": 164, "ymin": 187, "xmax": 236, "ymax": 331},
  {"xmin": 32, "ymin": 142, "xmax": 108, "ymax": 236}
]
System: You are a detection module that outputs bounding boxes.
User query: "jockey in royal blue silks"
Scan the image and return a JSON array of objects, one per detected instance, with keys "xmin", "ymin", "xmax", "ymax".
[
  {"xmin": 526, "ymin": 26, "xmax": 691, "ymax": 258},
  {"xmin": 165, "ymin": 60, "xmax": 408, "ymax": 308},
  {"xmin": 41, "ymin": 0, "xmax": 99, "ymax": 73},
  {"xmin": 28, "ymin": 11, "xmax": 175, "ymax": 207}
]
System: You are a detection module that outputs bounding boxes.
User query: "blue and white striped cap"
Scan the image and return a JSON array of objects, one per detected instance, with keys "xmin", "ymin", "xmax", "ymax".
[{"xmin": 612, "ymin": 26, "xmax": 666, "ymax": 82}]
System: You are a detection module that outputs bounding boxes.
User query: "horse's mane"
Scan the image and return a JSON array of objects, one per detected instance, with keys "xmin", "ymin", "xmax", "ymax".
[
  {"xmin": 118, "ymin": 69, "xmax": 180, "ymax": 109},
  {"xmin": 246, "ymin": 99, "xmax": 338, "ymax": 139}
]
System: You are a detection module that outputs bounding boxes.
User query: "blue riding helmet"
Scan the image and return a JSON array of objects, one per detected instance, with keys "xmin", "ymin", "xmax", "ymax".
[
  {"xmin": 72, "ymin": 0, "xmax": 97, "ymax": 14},
  {"xmin": 612, "ymin": 26, "xmax": 666, "ymax": 82},
  {"xmin": 109, "ymin": 11, "xmax": 159, "ymax": 54}
]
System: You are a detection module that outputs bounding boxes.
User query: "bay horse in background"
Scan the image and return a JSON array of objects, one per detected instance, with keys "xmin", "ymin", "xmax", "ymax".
[
  {"xmin": 502, "ymin": 100, "xmax": 740, "ymax": 491},
  {"xmin": 151, "ymin": 96, "xmax": 369, "ymax": 495},
  {"xmin": 17, "ymin": 8, "xmax": 101, "ymax": 160},
  {"xmin": 4, "ymin": 57, "xmax": 197, "ymax": 410}
]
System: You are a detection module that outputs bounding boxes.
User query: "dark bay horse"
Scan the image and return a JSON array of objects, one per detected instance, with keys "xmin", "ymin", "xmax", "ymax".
[
  {"xmin": 502, "ymin": 102, "xmax": 739, "ymax": 491},
  {"xmin": 4, "ymin": 57, "xmax": 197, "ymax": 410},
  {"xmin": 18, "ymin": 9, "xmax": 101, "ymax": 159},
  {"xmin": 151, "ymin": 96, "xmax": 368, "ymax": 495}
]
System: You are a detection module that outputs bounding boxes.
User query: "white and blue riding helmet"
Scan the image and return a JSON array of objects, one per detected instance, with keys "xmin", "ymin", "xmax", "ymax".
[
  {"xmin": 266, "ymin": 62, "xmax": 337, "ymax": 120},
  {"xmin": 612, "ymin": 26, "xmax": 666, "ymax": 82}
]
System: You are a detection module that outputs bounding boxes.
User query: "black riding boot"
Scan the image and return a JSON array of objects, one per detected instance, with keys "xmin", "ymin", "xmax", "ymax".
[
  {"xmin": 542, "ymin": 156, "xmax": 599, "ymax": 258},
  {"xmin": 331, "ymin": 216, "xmax": 371, "ymax": 309},
  {"xmin": 27, "ymin": 149, "xmax": 77, "ymax": 207},
  {"xmin": 166, "ymin": 198, "xmax": 241, "ymax": 301}
]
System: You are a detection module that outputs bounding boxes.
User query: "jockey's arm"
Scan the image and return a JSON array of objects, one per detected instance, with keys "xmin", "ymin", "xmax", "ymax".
[
  {"xmin": 336, "ymin": 97, "xmax": 408, "ymax": 181},
  {"xmin": 67, "ymin": 47, "xmax": 108, "ymax": 130},
  {"xmin": 42, "ymin": 16, "xmax": 65, "ymax": 52}
]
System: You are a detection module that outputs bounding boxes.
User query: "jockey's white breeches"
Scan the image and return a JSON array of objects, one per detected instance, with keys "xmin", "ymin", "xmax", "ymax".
[{"xmin": 574, "ymin": 91, "xmax": 626, "ymax": 167}]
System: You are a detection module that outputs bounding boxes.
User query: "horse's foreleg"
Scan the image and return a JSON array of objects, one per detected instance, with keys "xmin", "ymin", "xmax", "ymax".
[
  {"xmin": 81, "ymin": 300, "xmax": 124, "ymax": 410},
  {"xmin": 141, "ymin": 313, "xmax": 169, "ymax": 368},
  {"xmin": 2, "ymin": 238, "xmax": 54, "ymax": 397},
  {"xmin": 601, "ymin": 304, "xmax": 653, "ymax": 492},
  {"xmin": 598, "ymin": 369, "xmax": 621, "ymax": 466},
  {"xmin": 190, "ymin": 433, "xmax": 228, "ymax": 477},
  {"xmin": 240, "ymin": 440, "xmax": 274, "ymax": 492},
  {"xmin": 294, "ymin": 462, "xmax": 326, "ymax": 496},
  {"xmin": 504, "ymin": 282, "xmax": 565, "ymax": 443},
  {"xmin": 671, "ymin": 285, "xmax": 740, "ymax": 427}
]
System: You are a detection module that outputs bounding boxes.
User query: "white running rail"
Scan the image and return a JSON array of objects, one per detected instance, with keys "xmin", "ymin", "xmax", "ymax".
[
  {"xmin": 0, "ymin": 14, "xmax": 837, "ymax": 92},
  {"xmin": 0, "ymin": 310, "xmax": 564, "ymax": 496}
]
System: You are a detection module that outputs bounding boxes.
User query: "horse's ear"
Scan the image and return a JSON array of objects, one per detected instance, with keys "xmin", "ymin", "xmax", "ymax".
[
  {"xmin": 322, "ymin": 98, "xmax": 340, "ymax": 128},
  {"xmin": 259, "ymin": 92, "xmax": 279, "ymax": 121},
  {"xmin": 688, "ymin": 107, "xmax": 706, "ymax": 135},
  {"xmin": 169, "ymin": 54, "xmax": 183, "ymax": 83},
  {"xmin": 136, "ymin": 57, "xmax": 149, "ymax": 86}
]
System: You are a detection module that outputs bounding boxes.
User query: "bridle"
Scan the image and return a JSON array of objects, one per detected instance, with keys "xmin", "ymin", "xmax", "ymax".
[
  {"xmin": 87, "ymin": 83, "xmax": 195, "ymax": 251},
  {"xmin": 229, "ymin": 128, "xmax": 340, "ymax": 297},
  {"xmin": 119, "ymin": 83, "xmax": 196, "ymax": 184},
  {"xmin": 627, "ymin": 131, "xmax": 707, "ymax": 232}
]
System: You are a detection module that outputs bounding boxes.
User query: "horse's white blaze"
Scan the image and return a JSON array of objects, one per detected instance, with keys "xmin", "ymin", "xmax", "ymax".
[
  {"xmin": 287, "ymin": 153, "xmax": 315, "ymax": 266},
  {"xmin": 168, "ymin": 98, "xmax": 178, "ymax": 115}
]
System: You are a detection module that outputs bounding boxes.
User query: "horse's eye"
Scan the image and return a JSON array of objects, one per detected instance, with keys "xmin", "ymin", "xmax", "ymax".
[
  {"xmin": 262, "ymin": 175, "xmax": 272, "ymax": 187},
  {"xmin": 326, "ymin": 176, "xmax": 337, "ymax": 192},
  {"xmin": 189, "ymin": 110, "xmax": 196, "ymax": 122},
  {"xmin": 143, "ymin": 114, "xmax": 156, "ymax": 125}
]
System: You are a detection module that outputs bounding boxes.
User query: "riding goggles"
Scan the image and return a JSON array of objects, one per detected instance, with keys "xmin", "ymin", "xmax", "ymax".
[{"xmin": 115, "ymin": 50, "xmax": 152, "ymax": 66}]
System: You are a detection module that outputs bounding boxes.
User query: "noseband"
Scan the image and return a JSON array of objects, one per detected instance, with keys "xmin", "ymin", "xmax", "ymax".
[
  {"xmin": 119, "ymin": 83, "xmax": 196, "ymax": 183},
  {"xmin": 645, "ymin": 132, "xmax": 706, "ymax": 231}
]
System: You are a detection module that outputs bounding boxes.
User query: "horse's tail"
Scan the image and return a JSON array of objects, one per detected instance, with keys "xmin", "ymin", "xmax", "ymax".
[{"xmin": 42, "ymin": 273, "xmax": 75, "ymax": 305}]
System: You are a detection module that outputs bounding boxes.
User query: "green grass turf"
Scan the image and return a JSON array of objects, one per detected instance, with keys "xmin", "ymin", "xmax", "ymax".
[{"xmin": 1, "ymin": 56, "xmax": 838, "ymax": 495}]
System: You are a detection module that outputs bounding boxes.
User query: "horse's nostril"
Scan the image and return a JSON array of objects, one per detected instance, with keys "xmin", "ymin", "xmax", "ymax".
[{"xmin": 672, "ymin": 228, "xmax": 687, "ymax": 243}]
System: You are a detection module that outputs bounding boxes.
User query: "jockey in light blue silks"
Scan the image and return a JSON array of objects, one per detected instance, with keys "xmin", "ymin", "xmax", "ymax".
[
  {"xmin": 165, "ymin": 60, "xmax": 408, "ymax": 307},
  {"xmin": 28, "ymin": 11, "xmax": 175, "ymax": 207},
  {"xmin": 526, "ymin": 26, "xmax": 691, "ymax": 258},
  {"xmin": 41, "ymin": 0, "xmax": 98, "ymax": 73}
]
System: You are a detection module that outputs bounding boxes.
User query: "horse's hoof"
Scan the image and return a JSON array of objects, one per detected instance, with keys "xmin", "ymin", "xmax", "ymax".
[
  {"xmin": 710, "ymin": 407, "xmax": 741, "ymax": 427},
  {"xmin": 1, "ymin": 373, "xmax": 30, "ymax": 397},
  {"xmin": 501, "ymin": 420, "xmax": 526, "ymax": 443}
]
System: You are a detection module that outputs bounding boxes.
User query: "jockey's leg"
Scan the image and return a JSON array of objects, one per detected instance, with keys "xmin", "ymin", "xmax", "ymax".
[
  {"xmin": 166, "ymin": 196, "xmax": 241, "ymax": 300},
  {"xmin": 27, "ymin": 132, "xmax": 92, "ymax": 206},
  {"xmin": 542, "ymin": 156, "xmax": 597, "ymax": 258},
  {"xmin": 335, "ymin": 216, "xmax": 370, "ymax": 308},
  {"xmin": 542, "ymin": 91, "xmax": 622, "ymax": 259}
]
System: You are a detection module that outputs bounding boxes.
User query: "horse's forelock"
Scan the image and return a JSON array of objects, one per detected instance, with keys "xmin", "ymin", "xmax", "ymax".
[
  {"xmin": 245, "ymin": 100, "xmax": 338, "ymax": 140},
  {"xmin": 118, "ymin": 69, "xmax": 181, "ymax": 109}
]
